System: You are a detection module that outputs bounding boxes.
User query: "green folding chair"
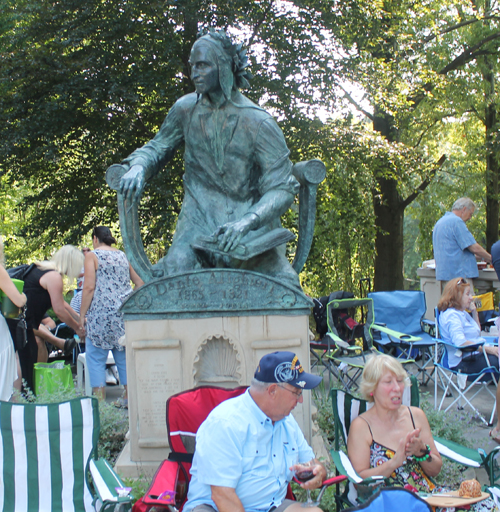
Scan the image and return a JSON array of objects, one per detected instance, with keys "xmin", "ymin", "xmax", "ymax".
[
  {"xmin": 0, "ymin": 396, "xmax": 132, "ymax": 512},
  {"xmin": 325, "ymin": 297, "xmax": 414, "ymax": 392}
]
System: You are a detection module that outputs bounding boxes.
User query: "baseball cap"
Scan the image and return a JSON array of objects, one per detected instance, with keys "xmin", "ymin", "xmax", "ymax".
[{"xmin": 254, "ymin": 351, "xmax": 322, "ymax": 389}]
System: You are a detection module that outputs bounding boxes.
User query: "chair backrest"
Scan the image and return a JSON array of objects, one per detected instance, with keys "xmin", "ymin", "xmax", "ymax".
[
  {"xmin": 327, "ymin": 297, "xmax": 375, "ymax": 347},
  {"xmin": 344, "ymin": 487, "xmax": 432, "ymax": 511},
  {"xmin": 331, "ymin": 375, "xmax": 419, "ymax": 451},
  {"xmin": 138, "ymin": 386, "xmax": 250, "ymax": 512},
  {"xmin": 368, "ymin": 290, "xmax": 430, "ymax": 339},
  {"xmin": 166, "ymin": 385, "xmax": 248, "ymax": 456},
  {"xmin": 0, "ymin": 396, "xmax": 99, "ymax": 512}
]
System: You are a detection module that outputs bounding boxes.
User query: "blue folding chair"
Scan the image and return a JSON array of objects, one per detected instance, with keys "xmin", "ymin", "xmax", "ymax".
[
  {"xmin": 368, "ymin": 291, "xmax": 436, "ymax": 385},
  {"xmin": 343, "ymin": 487, "xmax": 432, "ymax": 511},
  {"xmin": 434, "ymin": 308, "xmax": 499, "ymax": 425}
]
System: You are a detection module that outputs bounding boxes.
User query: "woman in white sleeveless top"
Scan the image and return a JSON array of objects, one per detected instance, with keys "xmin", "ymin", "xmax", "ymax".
[{"xmin": 0, "ymin": 239, "xmax": 27, "ymax": 400}]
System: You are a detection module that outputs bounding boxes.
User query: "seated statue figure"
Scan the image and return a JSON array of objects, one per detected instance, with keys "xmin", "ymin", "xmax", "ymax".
[{"xmin": 117, "ymin": 30, "xmax": 322, "ymax": 290}]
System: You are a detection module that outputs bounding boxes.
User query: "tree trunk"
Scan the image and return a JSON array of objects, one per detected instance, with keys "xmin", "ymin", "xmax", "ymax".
[
  {"xmin": 373, "ymin": 178, "xmax": 405, "ymax": 290},
  {"xmin": 484, "ymin": 63, "xmax": 499, "ymax": 251},
  {"xmin": 372, "ymin": 108, "xmax": 405, "ymax": 290}
]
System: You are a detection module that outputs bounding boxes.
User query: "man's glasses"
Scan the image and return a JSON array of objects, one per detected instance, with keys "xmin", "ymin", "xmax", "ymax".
[{"xmin": 277, "ymin": 383, "xmax": 303, "ymax": 398}]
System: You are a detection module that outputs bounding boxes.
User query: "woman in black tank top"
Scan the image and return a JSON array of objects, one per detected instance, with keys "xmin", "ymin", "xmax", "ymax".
[{"xmin": 14, "ymin": 246, "xmax": 85, "ymax": 393}]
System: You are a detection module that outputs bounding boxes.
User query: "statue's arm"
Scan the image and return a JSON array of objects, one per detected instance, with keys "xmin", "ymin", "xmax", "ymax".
[
  {"xmin": 245, "ymin": 117, "xmax": 299, "ymax": 228},
  {"xmin": 119, "ymin": 102, "xmax": 185, "ymax": 202}
]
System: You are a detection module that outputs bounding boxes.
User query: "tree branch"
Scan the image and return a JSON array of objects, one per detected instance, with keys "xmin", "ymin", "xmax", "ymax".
[
  {"xmin": 248, "ymin": 1, "xmax": 274, "ymax": 47},
  {"xmin": 422, "ymin": 15, "xmax": 500, "ymax": 44},
  {"xmin": 338, "ymin": 84, "xmax": 374, "ymax": 121},
  {"xmin": 401, "ymin": 155, "xmax": 447, "ymax": 209},
  {"xmin": 439, "ymin": 32, "xmax": 500, "ymax": 75}
]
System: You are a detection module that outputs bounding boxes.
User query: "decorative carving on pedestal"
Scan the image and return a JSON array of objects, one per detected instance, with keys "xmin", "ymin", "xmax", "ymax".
[{"xmin": 193, "ymin": 336, "xmax": 242, "ymax": 388}]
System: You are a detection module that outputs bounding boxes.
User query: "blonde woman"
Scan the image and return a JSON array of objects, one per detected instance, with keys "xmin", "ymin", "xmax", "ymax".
[
  {"xmin": 0, "ymin": 239, "xmax": 27, "ymax": 400},
  {"xmin": 14, "ymin": 245, "xmax": 85, "ymax": 393},
  {"xmin": 347, "ymin": 354, "xmax": 497, "ymax": 511}
]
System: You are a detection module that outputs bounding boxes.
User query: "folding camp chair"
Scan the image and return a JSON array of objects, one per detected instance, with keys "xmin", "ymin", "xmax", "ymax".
[
  {"xmin": 325, "ymin": 297, "xmax": 414, "ymax": 392},
  {"xmin": 368, "ymin": 291, "xmax": 436, "ymax": 386},
  {"xmin": 330, "ymin": 377, "xmax": 420, "ymax": 510},
  {"xmin": 0, "ymin": 396, "xmax": 132, "ymax": 512},
  {"xmin": 343, "ymin": 487, "xmax": 432, "ymax": 512},
  {"xmin": 311, "ymin": 292, "xmax": 356, "ymax": 381},
  {"xmin": 434, "ymin": 308, "xmax": 499, "ymax": 426},
  {"xmin": 330, "ymin": 378, "xmax": 500, "ymax": 510}
]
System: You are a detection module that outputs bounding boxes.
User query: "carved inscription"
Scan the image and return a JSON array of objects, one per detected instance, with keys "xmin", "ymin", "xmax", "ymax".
[
  {"xmin": 135, "ymin": 353, "xmax": 182, "ymax": 437},
  {"xmin": 130, "ymin": 270, "xmax": 298, "ymax": 312}
]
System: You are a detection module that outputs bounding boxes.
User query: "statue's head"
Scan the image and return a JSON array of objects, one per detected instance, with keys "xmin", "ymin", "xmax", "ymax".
[{"xmin": 190, "ymin": 29, "xmax": 252, "ymax": 101}]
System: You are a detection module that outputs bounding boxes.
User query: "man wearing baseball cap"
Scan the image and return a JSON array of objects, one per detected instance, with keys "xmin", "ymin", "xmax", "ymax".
[{"xmin": 183, "ymin": 351, "xmax": 326, "ymax": 512}]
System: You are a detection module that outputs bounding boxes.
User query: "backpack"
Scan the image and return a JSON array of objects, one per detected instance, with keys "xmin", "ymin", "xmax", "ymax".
[{"xmin": 6, "ymin": 263, "xmax": 36, "ymax": 281}]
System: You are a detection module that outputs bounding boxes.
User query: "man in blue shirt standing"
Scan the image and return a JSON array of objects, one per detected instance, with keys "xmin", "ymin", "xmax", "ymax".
[
  {"xmin": 183, "ymin": 351, "xmax": 327, "ymax": 512},
  {"xmin": 432, "ymin": 197, "xmax": 491, "ymax": 282}
]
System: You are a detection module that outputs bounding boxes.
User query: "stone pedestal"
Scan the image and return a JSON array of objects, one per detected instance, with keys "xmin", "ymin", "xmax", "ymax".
[{"xmin": 115, "ymin": 269, "xmax": 314, "ymax": 478}]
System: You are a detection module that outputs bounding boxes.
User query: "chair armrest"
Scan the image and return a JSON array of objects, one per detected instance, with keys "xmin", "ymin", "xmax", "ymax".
[
  {"xmin": 330, "ymin": 450, "xmax": 384, "ymax": 484},
  {"xmin": 327, "ymin": 332, "xmax": 360, "ymax": 353},
  {"xmin": 372, "ymin": 324, "xmax": 422, "ymax": 343},
  {"xmin": 433, "ymin": 438, "xmax": 482, "ymax": 467},
  {"xmin": 435, "ymin": 339, "xmax": 484, "ymax": 351},
  {"xmin": 89, "ymin": 458, "xmax": 133, "ymax": 507}
]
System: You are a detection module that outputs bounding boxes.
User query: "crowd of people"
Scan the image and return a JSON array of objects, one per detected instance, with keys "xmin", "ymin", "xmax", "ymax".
[{"xmin": 0, "ymin": 226, "xmax": 142, "ymax": 405}]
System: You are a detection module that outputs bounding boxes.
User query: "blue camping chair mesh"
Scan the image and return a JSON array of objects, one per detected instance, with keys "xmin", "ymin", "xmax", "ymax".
[{"xmin": 434, "ymin": 307, "xmax": 499, "ymax": 426}]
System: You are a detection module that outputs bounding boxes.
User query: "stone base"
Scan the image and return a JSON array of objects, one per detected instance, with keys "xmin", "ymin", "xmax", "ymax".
[
  {"xmin": 115, "ymin": 313, "xmax": 313, "ymax": 477},
  {"xmin": 114, "ymin": 440, "xmax": 161, "ymax": 480}
]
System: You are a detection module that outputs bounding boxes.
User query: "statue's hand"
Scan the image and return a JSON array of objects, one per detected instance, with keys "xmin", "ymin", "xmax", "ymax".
[
  {"xmin": 119, "ymin": 164, "xmax": 146, "ymax": 203},
  {"xmin": 214, "ymin": 217, "xmax": 254, "ymax": 253}
]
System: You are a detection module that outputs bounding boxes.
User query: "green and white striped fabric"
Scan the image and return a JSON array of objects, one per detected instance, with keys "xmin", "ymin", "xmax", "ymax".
[
  {"xmin": 0, "ymin": 397, "xmax": 99, "ymax": 512},
  {"xmin": 89, "ymin": 458, "xmax": 131, "ymax": 509}
]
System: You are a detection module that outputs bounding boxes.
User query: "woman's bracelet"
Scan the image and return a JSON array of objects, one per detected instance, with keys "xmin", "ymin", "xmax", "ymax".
[{"xmin": 414, "ymin": 444, "xmax": 431, "ymax": 462}]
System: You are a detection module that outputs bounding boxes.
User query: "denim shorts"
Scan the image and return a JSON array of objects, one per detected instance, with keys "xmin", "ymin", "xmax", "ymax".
[{"xmin": 85, "ymin": 339, "xmax": 127, "ymax": 388}]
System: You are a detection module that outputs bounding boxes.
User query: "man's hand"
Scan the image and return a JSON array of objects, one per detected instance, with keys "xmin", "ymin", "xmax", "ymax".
[
  {"xmin": 119, "ymin": 164, "xmax": 146, "ymax": 203},
  {"xmin": 213, "ymin": 216, "xmax": 255, "ymax": 253},
  {"xmin": 291, "ymin": 460, "xmax": 327, "ymax": 490}
]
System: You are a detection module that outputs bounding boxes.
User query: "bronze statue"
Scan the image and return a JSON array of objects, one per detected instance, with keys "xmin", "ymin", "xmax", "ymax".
[{"xmin": 107, "ymin": 30, "xmax": 325, "ymax": 290}]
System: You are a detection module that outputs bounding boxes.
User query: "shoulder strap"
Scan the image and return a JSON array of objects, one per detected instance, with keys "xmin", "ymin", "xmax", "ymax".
[
  {"xmin": 408, "ymin": 406, "xmax": 416, "ymax": 429},
  {"xmin": 358, "ymin": 415, "xmax": 374, "ymax": 442}
]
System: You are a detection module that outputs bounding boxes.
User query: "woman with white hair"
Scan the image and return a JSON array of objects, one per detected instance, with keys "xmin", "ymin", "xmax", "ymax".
[
  {"xmin": 15, "ymin": 245, "xmax": 85, "ymax": 393},
  {"xmin": 0, "ymin": 239, "xmax": 27, "ymax": 400}
]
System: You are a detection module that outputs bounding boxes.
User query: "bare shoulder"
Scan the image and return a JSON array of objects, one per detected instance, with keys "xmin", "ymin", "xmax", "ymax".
[
  {"xmin": 349, "ymin": 414, "xmax": 370, "ymax": 435},
  {"xmin": 39, "ymin": 269, "xmax": 62, "ymax": 289},
  {"xmin": 409, "ymin": 406, "xmax": 430, "ymax": 425}
]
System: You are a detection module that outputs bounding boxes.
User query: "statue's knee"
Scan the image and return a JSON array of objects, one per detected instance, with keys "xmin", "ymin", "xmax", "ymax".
[{"xmin": 164, "ymin": 248, "xmax": 199, "ymax": 274}]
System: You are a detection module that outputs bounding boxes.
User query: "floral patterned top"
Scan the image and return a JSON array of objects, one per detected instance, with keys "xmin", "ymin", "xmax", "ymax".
[
  {"xmin": 85, "ymin": 249, "xmax": 133, "ymax": 350},
  {"xmin": 362, "ymin": 409, "xmax": 498, "ymax": 512}
]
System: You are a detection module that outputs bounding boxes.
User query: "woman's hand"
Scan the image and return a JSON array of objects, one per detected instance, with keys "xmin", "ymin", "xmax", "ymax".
[
  {"xmin": 404, "ymin": 428, "xmax": 427, "ymax": 458},
  {"xmin": 77, "ymin": 317, "xmax": 86, "ymax": 338},
  {"xmin": 392, "ymin": 436, "xmax": 409, "ymax": 469}
]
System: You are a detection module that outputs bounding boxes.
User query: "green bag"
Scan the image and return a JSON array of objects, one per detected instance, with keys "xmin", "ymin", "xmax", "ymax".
[
  {"xmin": 0, "ymin": 278, "xmax": 24, "ymax": 318},
  {"xmin": 34, "ymin": 361, "xmax": 74, "ymax": 395}
]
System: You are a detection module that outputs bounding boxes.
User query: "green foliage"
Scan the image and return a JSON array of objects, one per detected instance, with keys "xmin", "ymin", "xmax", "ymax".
[
  {"xmin": 122, "ymin": 475, "xmax": 150, "ymax": 505},
  {"xmin": 0, "ymin": 0, "xmax": 499, "ymax": 290}
]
